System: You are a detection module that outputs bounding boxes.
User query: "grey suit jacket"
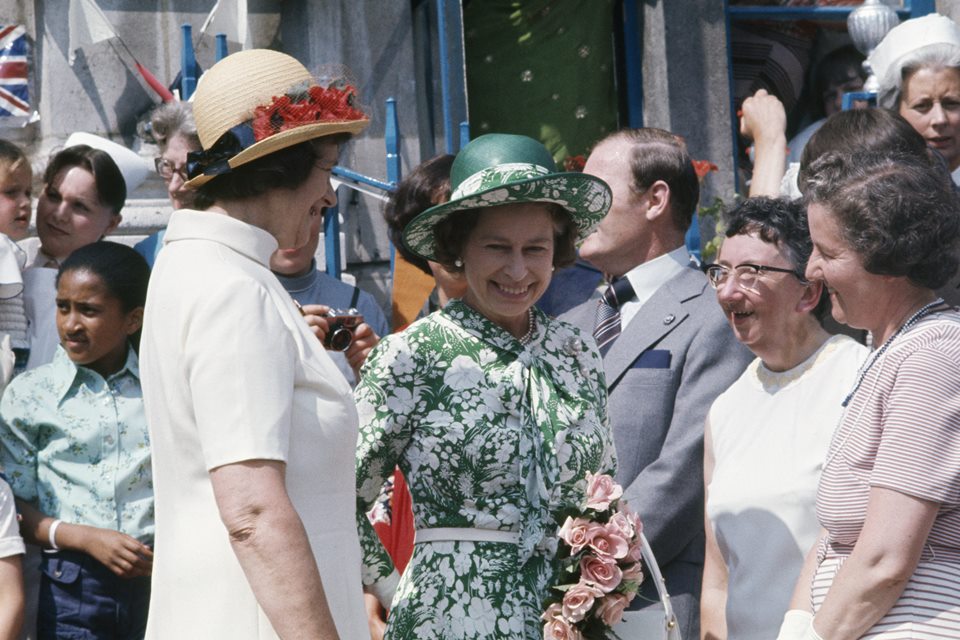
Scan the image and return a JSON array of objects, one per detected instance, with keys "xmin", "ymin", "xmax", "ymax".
[{"xmin": 562, "ymin": 264, "xmax": 752, "ymax": 638}]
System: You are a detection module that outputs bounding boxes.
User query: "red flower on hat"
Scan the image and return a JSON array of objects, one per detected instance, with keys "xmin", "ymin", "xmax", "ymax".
[{"xmin": 250, "ymin": 84, "xmax": 367, "ymax": 142}]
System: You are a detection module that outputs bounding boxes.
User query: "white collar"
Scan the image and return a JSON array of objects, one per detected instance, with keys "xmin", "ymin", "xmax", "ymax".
[{"xmin": 622, "ymin": 246, "xmax": 690, "ymax": 307}]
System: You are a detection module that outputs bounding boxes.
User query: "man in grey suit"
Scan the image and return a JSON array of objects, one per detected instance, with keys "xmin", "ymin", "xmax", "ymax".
[{"xmin": 561, "ymin": 128, "xmax": 752, "ymax": 638}]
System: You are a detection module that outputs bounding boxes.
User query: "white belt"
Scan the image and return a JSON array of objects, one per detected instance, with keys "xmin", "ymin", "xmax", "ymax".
[{"xmin": 414, "ymin": 527, "xmax": 520, "ymax": 545}]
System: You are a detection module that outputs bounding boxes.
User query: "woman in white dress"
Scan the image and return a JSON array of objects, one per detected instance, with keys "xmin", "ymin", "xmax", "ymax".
[
  {"xmin": 139, "ymin": 49, "xmax": 370, "ymax": 639},
  {"xmin": 700, "ymin": 197, "xmax": 866, "ymax": 640}
]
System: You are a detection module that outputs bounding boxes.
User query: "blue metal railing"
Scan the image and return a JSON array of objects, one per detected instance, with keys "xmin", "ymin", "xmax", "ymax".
[
  {"xmin": 727, "ymin": 0, "xmax": 934, "ymax": 22},
  {"xmin": 325, "ymin": 98, "xmax": 402, "ymax": 279},
  {"xmin": 622, "ymin": 0, "xmax": 644, "ymax": 128},
  {"xmin": 180, "ymin": 25, "xmax": 197, "ymax": 100},
  {"xmin": 842, "ymin": 90, "xmax": 876, "ymax": 110},
  {"xmin": 215, "ymin": 34, "xmax": 228, "ymax": 61}
]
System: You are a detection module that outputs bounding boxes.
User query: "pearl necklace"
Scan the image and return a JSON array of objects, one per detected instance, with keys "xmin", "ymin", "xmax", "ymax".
[
  {"xmin": 841, "ymin": 298, "xmax": 945, "ymax": 407},
  {"xmin": 518, "ymin": 309, "xmax": 536, "ymax": 345}
]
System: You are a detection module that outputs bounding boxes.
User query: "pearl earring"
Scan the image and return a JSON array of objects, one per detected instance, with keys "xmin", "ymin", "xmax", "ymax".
[{"xmin": 455, "ymin": 258, "xmax": 463, "ymax": 268}]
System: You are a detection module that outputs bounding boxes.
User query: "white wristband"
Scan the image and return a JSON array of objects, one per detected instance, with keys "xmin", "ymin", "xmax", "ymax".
[
  {"xmin": 776, "ymin": 610, "xmax": 813, "ymax": 640},
  {"xmin": 803, "ymin": 619, "xmax": 826, "ymax": 640},
  {"xmin": 48, "ymin": 519, "xmax": 62, "ymax": 551}
]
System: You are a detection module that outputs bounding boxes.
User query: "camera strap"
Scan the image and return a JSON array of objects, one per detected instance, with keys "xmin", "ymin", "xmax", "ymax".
[{"xmin": 349, "ymin": 286, "xmax": 360, "ymax": 309}]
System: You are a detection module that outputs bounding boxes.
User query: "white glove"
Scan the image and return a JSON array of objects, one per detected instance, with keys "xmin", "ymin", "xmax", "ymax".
[
  {"xmin": 775, "ymin": 610, "xmax": 825, "ymax": 640},
  {"xmin": 0, "ymin": 334, "xmax": 14, "ymax": 392}
]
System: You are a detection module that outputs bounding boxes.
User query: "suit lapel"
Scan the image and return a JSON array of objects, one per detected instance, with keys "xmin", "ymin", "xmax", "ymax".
[{"xmin": 602, "ymin": 265, "xmax": 709, "ymax": 388}]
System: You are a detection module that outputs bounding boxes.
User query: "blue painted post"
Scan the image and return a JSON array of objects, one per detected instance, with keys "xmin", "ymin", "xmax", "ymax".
[
  {"xmin": 907, "ymin": 0, "xmax": 935, "ymax": 17},
  {"xmin": 436, "ymin": 0, "xmax": 455, "ymax": 154},
  {"xmin": 622, "ymin": 0, "xmax": 644, "ymax": 128},
  {"xmin": 215, "ymin": 34, "xmax": 228, "ymax": 61},
  {"xmin": 324, "ymin": 200, "xmax": 342, "ymax": 280},
  {"xmin": 459, "ymin": 121, "xmax": 470, "ymax": 151},
  {"xmin": 385, "ymin": 97, "xmax": 401, "ymax": 285},
  {"xmin": 180, "ymin": 24, "xmax": 197, "ymax": 100},
  {"xmin": 385, "ymin": 98, "xmax": 400, "ymax": 187},
  {"xmin": 723, "ymin": 0, "xmax": 741, "ymax": 193}
]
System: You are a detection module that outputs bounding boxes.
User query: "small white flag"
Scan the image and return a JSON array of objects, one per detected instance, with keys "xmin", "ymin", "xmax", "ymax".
[
  {"xmin": 200, "ymin": 0, "xmax": 251, "ymax": 50},
  {"xmin": 67, "ymin": 0, "xmax": 117, "ymax": 65}
]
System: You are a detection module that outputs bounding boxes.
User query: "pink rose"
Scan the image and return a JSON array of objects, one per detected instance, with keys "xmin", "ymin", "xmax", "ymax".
[
  {"xmin": 608, "ymin": 511, "xmax": 636, "ymax": 540},
  {"xmin": 585, "ymin": 472, "xmax": 623, "ymax": 511},
  {"xmin": 561, "ymin": 581, "xmax": 604, "ymax": 623},
  {"xmin": 587, "ymin": 522, "xmax": 629, "ymax": 560},
  {"xmin": 543, "ymin": 616, "xmax": 584, "ymax": 640},
  {"xmin": 541, "ymin": 602, "xmax": 563, "ymax": 622},
  {"xmin": 558, "ymin": 517, "xmax": 593, "ymax": 554},
  {"xmin": 542, "ymin": 603, "xmax": 583, "ymax": 640},
  {"xmin": 596, "ymin": 592, "xmax": 631, "ymax": 626},
  {"xmin": 580, "ymin": 554, "xmax": 623, "ymax": 593},
  {"xmin": 621, "ymin": 559, "xmax": 644, "ymax": 583}
]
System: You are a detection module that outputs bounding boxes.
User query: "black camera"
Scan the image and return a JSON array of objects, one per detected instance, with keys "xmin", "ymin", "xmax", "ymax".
[{"xmin": 323, "ymin": 308, "xmax": 363, "ymax": 351}]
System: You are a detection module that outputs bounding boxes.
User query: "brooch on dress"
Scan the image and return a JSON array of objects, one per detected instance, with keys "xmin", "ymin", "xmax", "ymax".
[{"xmin": 562, "ymin": 336, "xmax": 590, "ymax": 375}]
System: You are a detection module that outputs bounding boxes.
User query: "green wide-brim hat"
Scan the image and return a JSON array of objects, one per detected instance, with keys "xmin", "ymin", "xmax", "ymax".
[{"xmin": 403, "ymin": 133, "xmax": 612, "ymax": 262}]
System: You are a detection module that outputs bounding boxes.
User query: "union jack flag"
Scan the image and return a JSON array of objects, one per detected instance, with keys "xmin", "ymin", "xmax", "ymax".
[{"xmin": 0, "ymin": 25, "xmax": 29, "ymax": 119}]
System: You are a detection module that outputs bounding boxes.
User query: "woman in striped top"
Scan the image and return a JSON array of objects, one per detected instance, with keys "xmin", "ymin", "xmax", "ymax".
[{"xmin": 775, "ymin": 149, "xmax": 960, "ymax": 640}]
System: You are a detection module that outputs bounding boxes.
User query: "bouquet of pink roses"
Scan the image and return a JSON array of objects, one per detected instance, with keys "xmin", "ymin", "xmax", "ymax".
[{"xmin": 542, "ymin": 472, "xmax": 644, "ymax": 640}]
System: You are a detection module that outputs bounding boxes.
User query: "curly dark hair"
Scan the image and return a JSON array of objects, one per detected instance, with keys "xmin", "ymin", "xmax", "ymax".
[
  {"xmin": 432, "ymin": 203, "xmax": 578, "ymax": 273},
  {"xmin": 382, "ymin": 154, "xmax": 454, "ymax": 275},
  {"xmin": 723, "ymin": 196, "xmax": 829, "ymax": 318},
  {"xmin": 193, "ymin": 134, "xmax": 351, "ymax": 210},
  {"xmin": 803, "ymin": 151, "xmax": 960, "ymax": 290}
]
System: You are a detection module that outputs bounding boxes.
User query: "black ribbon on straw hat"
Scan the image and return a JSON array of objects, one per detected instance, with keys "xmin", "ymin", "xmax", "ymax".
[{"xmin": 187, "ymin": 124, "xmax": 255, "ymax": 180}]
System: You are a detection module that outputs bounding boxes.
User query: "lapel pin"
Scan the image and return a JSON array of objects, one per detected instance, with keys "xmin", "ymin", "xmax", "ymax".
[{"xmin": 663, "ymin": 314, "xmax": 676, "ymax": 325}]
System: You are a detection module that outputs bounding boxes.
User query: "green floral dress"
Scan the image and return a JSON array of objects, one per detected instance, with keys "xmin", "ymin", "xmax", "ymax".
[{"xmin": 355, "ymin": 300, "xmax": 615, "ymax": 639}]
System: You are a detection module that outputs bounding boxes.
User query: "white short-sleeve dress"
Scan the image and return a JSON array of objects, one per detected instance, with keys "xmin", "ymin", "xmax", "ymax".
[
  {"xmin": 707, "ymin": 335, "xmax": 866, "ymax": 640},
  {"xmin": 140, "ymin": 210, "xmax": 367, "ymax": 639}
]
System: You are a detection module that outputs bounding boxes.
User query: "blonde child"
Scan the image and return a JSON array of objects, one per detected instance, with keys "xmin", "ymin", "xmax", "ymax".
[{"xmin": 0, "ymin": 140, "xmax": 33, "ymax": 383}]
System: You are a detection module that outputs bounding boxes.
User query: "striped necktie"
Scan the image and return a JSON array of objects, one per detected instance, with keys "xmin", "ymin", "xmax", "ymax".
[{"xmin": 593, "ymin": 278, "xmax": 635, "ymax": 353}]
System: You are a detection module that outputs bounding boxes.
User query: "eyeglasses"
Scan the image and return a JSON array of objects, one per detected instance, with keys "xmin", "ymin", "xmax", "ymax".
[
  {"xmin": 154, "ymin": 157, "xmax": 189, "ymax": 183},
  {"xmin": 703, "ymin": 262, "xmax": 808, "ymax": 292}
]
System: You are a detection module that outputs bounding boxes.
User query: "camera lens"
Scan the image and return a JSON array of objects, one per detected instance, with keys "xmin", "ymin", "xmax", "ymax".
[{"xmin": 327, "ymin": 326, "xmax": 353, "ymax": 351}]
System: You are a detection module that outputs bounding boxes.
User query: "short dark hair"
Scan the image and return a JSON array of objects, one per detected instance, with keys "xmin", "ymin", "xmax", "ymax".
[
  {"xmin": 798, "ymin": 109, "xmax": 929, "ymax": 191},
  {"xmin": 58, "ymin": 241, "xmax": 150, "ymax": 349},
  {"xmin": 598, "ymin": 128, "xmax": 700, "ymax": 231},
  {"xmin": 193, "ymin": 134, "xmax": 350, "ymax": 210},
  {"xmin": 723, "ymin": 196, "xmax": 829, "ymax": 318},
  {"xmin": 803, "ymin": 151, "xmax": 960, "ymax": 290},
  {"xmin": 432, "ymin": 203, "xmax": 578, "ymax": 273},
  {"xmin": 44, "ymin": 145, "xmax": 126, "ymax": 215},
  {"xmin": 383, "ymin": 154, "xmax": 454, "ymax": 275}
]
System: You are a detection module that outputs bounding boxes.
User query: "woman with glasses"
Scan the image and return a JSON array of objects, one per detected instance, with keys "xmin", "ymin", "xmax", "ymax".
[
  {"xmin": 134, "ymin": 102, "xmax": 201, "ymax": 267},
  {"xmin": 699, "ymin": 197, "xmax": 866, "ymax": 640}
]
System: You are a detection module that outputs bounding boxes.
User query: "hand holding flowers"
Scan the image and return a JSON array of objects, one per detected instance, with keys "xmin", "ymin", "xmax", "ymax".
[{"xmin": 543, "ymin": 472, "xmax": 645, "ymax": 640}]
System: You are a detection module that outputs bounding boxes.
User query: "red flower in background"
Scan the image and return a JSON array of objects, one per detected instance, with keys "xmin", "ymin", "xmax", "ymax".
[
  {"xmin": 692, "ymin": 159, "xmax": 718, "ymax": 180},
  {"xmin": 563, "ymin": 155, "xmax": 586, "ymax": 172}
]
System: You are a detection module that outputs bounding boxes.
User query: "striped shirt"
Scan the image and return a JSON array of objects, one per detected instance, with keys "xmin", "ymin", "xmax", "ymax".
[{"xmin": 812, "ymin": 309, "xmax": 960, "ymax": 637}]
